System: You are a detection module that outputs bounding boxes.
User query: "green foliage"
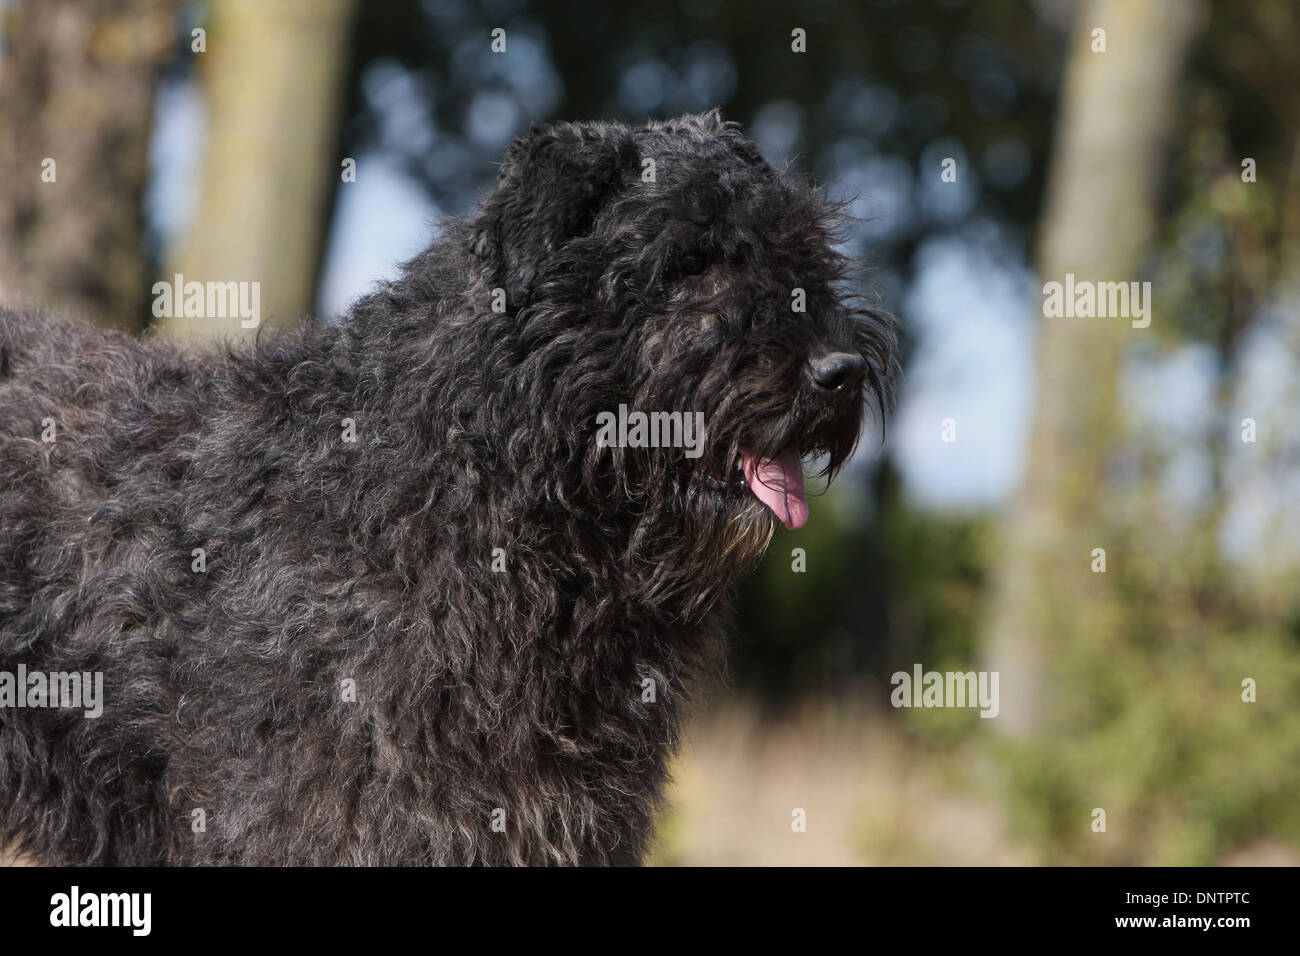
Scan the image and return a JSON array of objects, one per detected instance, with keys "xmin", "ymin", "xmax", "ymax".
[
  {"xmin": 993, "ymin": 535, "xmax": 1300, "ymax": 864},
  {"xmin": 877, "ymin": 493, "xmax": 992, "ymax": 670},
  {"xmin": 875, "ymin": 491, "xmax": 996, "ymax": 744},
  {"xmin": 842, "ymin": 496, "xmax": 1300, "ymax": 865}
]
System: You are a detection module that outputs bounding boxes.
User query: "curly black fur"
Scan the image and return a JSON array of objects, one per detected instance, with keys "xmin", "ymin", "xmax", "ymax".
[{"xmin": 0, "ymin": 112, "xmax": 893, "ymax": 865}]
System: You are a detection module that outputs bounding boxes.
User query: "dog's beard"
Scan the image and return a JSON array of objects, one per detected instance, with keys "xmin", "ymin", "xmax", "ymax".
[
  {"xmin": 665, "ymin": 487, "xmax": 776, "ymax": 608},
  {"xmin": 715, "ymin": 496, "xmax": 778, "ymax": 569}
]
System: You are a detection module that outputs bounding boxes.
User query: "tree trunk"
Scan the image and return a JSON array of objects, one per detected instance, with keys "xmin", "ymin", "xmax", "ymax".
[
  {"xmin": 156, "ymin": 0, "xmax": 357, "ymax": 342},
  {"xmin": 983, "ymin": 0, "xmax": 1203, "ymax": 735},
  {"xmin": 0, "ymin": 0, "xmax": 176, "ymax": 330}
]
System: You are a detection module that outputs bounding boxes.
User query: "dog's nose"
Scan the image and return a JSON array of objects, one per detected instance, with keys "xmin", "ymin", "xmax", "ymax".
[{"xmin": 807, "ymin": 351, "xmax": 867, "ymax": 393}]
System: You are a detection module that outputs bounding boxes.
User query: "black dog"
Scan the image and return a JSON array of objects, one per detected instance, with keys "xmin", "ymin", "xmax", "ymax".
[{"xmin": 0, "ymin": 111, "xmax": 893, "ymax": 865}]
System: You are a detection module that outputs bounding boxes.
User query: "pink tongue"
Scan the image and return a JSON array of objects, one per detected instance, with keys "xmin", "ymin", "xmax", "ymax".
[{"xmin": 741, "ymin": 446, "xmax": 808, "ymax": 530}]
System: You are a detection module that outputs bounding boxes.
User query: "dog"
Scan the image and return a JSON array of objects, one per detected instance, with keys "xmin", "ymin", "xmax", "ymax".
[{"xmin": 0, "ymin": 111, "xmax": 893, "ymax": 865}]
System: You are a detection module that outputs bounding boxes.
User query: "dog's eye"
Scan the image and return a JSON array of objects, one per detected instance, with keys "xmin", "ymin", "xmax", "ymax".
[{"xmin": 677, "ymin": 251, "xmax": 707, "ymax": 276}]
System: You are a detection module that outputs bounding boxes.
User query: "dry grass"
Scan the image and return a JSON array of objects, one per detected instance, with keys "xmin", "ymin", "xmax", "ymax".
[
  {"xmin": 0, "ymin": 843, "xmax": 35, "ymax": 866},
  {"xmin": 650, "ymin": 697, "xmax": 1034, "ymax": 866}
]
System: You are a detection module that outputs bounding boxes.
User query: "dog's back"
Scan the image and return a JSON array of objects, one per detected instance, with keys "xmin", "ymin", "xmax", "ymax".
[
  {"xmin": 0, "ymin": 308, "xmax": 446, "ymax": 865},
  {"xmin": 0, "ymin": 308, "xmax": 205, "ymax": 617},
  {"xmin": 0, "ymin": 307, "xmax": 460, "ymax": 866},
  {"xmin": 0, "ymin": 309, "xmax": 204, "ymax": 863}
]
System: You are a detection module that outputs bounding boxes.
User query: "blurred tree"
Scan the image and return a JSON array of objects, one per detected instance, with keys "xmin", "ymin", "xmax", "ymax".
[
  {"xmin": 158, "ymin": 0, "xmax": 356, "ymax": 341},
  {"xmin": 0, "ymin": 0, "xmax": 177, "ymax": 330},
  {"xmin": 982, "ymin": 0, "xmax": 1204, "ymax": 735},
  {"xmin": 333, "ymin": 0, "xmax": 1062, "ymax": 277},
  {"xmin": 1142, "ymin": 1, "xmax": 1300, "ymax": 555}
]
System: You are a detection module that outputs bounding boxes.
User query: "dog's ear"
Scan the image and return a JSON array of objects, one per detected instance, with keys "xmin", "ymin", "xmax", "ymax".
[{"xmin": 470, "ymin": 122, "xmax": 639, "ymax": 309}]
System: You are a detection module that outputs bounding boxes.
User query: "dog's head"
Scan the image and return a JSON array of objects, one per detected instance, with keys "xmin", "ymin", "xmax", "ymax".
[{"xmin": 468, "ymin": 111, "xmax": 894, "ymax": 566}]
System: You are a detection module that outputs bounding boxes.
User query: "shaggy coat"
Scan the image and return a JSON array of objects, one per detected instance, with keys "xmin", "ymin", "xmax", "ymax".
[{"xmin": 0, "ymin": 112, "xmax": 892, "ymax": 865}]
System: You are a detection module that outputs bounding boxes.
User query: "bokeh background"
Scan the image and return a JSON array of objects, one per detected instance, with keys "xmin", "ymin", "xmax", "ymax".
[{"xmin": 2, "ymin": 0, "xmax": 1298, "ymax": 865}]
